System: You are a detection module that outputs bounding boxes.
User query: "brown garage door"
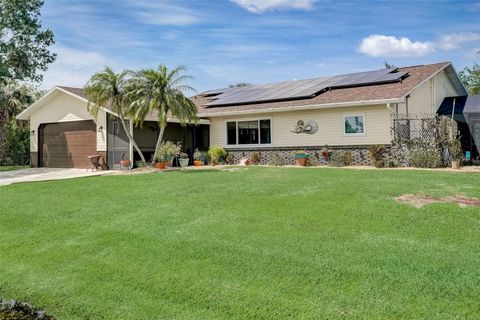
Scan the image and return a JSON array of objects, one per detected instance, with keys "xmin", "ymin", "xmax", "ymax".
[{"xmin": 40, "ymin": 121, "xmax": 96, "ymax": 168}]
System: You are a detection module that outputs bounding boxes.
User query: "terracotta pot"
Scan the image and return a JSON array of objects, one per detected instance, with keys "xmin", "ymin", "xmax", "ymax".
[
  {"xmin": 120, "ymin": 160, "xmax": 131, "ymax": 169},
  {"xmin": 155, "ymin": 162, "xmax": 166, "ymax": 170},
  {"xmin": 193, "ymin": 160, "xmax": 203, "ymax": 167},
  {"xmin": 451, "ymin": 160, "xmax": 460, "ymax": 170},
  {"xmin": 295, "ymin": 157, "xmax": 308, "ymax": 166}
]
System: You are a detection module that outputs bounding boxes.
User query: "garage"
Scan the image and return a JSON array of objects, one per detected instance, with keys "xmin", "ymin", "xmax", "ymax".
[{"xmin": 39, "ymin": 120, "xmax": 96, "ymax": 168}]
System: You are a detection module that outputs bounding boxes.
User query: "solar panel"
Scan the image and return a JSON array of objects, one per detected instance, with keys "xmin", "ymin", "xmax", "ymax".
[{"xmin": 204, "ymin": 68, "xmax": 407, "ymax": 107}]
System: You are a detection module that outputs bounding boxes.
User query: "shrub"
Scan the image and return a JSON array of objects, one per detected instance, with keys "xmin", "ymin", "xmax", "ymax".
[
  {"xmin": 208, "ymin": 146, "xmax": 226, "ymax": 165},
  {"xmin": 343, "ymin": 151, "xmax": 353, "ymax": 166},
  {"xmin": 329, "ymin": 150, "xmax": 353, "ymax": 167},
  {"xmin": 448, "ymin": 138, "xmax": 463, "ymax": 161},
  {"xmin": 225, "ymin": 152, "xmax": 235, "ymax": 165},
  {"xmin": 268, "ymin": 152, "xmax": 285, "ymax": 166},
  {"xmin": 368, "ymin": 144, "xmax": 386, "ymax": 168},
  {"xmin": 410, "ymin": 148, "xmax": 442, "ymax": 168},
  {"xmin": 0, "ymin": 120, "xmax": 29, "ymax": 166},
  {"xmin": 155, "ymin": 141, "xmax": 181, "ymax": 162},
  {"xmin": 250, "ymin": 152, "xmax": 261, "ymax": 165}
]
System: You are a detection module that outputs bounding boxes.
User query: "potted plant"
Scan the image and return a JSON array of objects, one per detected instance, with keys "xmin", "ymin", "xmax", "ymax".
[
  {"xmin": 321, "ymin": 145, "xmax": 331, "ymax": 161},
  {"xmin": 292, "ymin": 150, "xmax": 309, "ymax": 166},
  {"xmin": 449, "ymin": 138, "xmax": 463, "ymax": 169},
  {"xmin": 153, "ymin": 151, "xmax": 167, "ymax": 170},
  {"xmin": 155, "ymin": 141, "xmax": 181, "ymax": 168},
  {"xmin": 178, "ymin": 152, "xmax": 189, "ymax": 167},
  {"xmin": 120, "ymin": 153, "xmax": 131, "ymax": 170},
  {"xmin": 193, "ymin": 149, "xmax": 205, "ymax": 166}
]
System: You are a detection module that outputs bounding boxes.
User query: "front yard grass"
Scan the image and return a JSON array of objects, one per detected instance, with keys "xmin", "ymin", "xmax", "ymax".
[
  {"xmin": 1, "ymin": 167, "xmax": 479, "ymax": 319},
  {"xmin": 0, "ymin": 165, "xmax": 28, "ymax": 172}
]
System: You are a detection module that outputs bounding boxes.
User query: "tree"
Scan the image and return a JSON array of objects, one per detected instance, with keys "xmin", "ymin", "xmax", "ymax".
[
  {"xmin": 229, "ymin": 82, "xmax": 252, "ymax": 88},
  {"xmin": 127, "ymin": 65, "xmax": 198, "ymax": 163},
  {"xmin": 84, "ymin": 67, "xmax": 147, "ymax": 164},
  {"xmin": 384, "ymin": 61, "xmax": 397, "ymax": 69},
  {"xmin": 0, "ymin": 0, "xmax": 56, "ymax": 84},
  {"xmin": 0, "ymin": 81, "xmax": 37, "ymax": 164},
  {"xmin": 459, "ymin": 63, "xmax": 480, "ymax": 95}
]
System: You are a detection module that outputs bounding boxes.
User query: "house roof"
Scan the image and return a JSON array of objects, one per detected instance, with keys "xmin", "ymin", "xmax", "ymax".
[
  {"xmin": 192, "ymin": 62, "xmax": 466, "ymax": 117},
  {"xmin": 17, "ymin": 61, "xmax": 466, "ymax": 121}
]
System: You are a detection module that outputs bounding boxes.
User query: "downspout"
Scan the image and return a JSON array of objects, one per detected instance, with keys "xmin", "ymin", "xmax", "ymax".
[
  {"xmin": 451, "ymin": 97, "xmax": 456, "ymax": 120},
  {"xmin": 405, "ymin": 95, "xmax": 409, "ymax": 116}
]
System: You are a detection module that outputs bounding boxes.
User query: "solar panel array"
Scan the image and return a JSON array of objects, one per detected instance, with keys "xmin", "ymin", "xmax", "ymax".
[{"xmin": 203, "ymin": 68, "xmax": 408, "ymax": 107}]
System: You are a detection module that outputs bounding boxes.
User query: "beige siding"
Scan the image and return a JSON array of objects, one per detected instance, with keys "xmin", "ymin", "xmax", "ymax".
[
  {"xmin": 434, "ymin": 70, "xmax": 458, "ymax": 108},
  {"xmin": 210, "ymin": 104, "xmax": 391, "ymax": 147},
  {"xmin": 406, "ymin": 79, "xmax": 434, "ymax": 114},
  {"xmin": 397, "ymin": 70, "xmax": 461, "ymax": 115},
  {"xmin": 29, "ymin": 91, "xmax": 107, "ymax": 152}
]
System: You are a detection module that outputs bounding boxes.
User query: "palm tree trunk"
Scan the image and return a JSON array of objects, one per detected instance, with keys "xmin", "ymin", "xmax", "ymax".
[
  {"xmin": 118, "ymin": 112, "xmax": 147, "ymax": 164},
  {"xmin": 153, "ymin": 123, "xmax": 167, "ymax": 163}
]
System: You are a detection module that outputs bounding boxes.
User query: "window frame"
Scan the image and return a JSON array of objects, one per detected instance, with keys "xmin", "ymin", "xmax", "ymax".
[
  {"xmin": 343, "ymin": 113, "xmax": 366, "ymax": 136},
  {"xmin": 225, "ymin": 117, "xmax": 273, "ymax": 147}
]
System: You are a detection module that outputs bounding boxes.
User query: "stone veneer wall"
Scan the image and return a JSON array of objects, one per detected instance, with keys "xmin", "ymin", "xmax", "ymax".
[{"xmin": 225, "ymin": 145, "xmax": 382, "ymax": 166}]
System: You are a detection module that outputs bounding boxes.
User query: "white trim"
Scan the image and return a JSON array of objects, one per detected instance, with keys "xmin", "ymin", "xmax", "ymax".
[
  {"xmin": 16, "ymin": 86, "xmax": 116, "ymax": 120},
  {"xmin": 343, "ymin": 113, "xmax": 366, "ymax": 136},
  {"xmin": 198, "ymin": 98, "xmax": 400, "ymax": 117},
  {"xmin": 225, "ymin": 117, "xmax": 272, "ymax": 148},
  {"xmin": 166, "ymin": 117, "xmax": 211, "ymax": 125}
]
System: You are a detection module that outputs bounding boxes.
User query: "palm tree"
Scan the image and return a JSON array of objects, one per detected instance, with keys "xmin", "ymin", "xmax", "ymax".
[
  {"xmin": 127, "ymin": 65, "xmax": 198, "ymax": 162},
  {"xmin": 84, "ymin": 67, "xmax": 147, "ymax": 164}
]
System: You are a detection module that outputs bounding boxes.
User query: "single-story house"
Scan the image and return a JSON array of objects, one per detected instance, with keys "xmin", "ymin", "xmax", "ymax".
[{"xmin": 17, "ymin": 61, "xmax": 469, "ymax": 168}]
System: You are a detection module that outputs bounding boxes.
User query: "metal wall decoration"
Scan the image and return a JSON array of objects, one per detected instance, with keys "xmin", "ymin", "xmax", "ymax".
[{"xmin": 290, "ymin": 120, "xmax": 318, "ymax": 134}]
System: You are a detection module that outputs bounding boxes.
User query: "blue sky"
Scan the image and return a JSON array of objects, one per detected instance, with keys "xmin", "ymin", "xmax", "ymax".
[{"xmin": 40, "ymin": 0, "xmax": 480, "ymax": 92}]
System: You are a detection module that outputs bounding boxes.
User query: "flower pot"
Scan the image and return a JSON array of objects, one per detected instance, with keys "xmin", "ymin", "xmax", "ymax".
[
  {"xmin": 295, "ymin": 157, "xmax": 308, "ymax": 166},
  {"xmin": 179, "ymin": 158, "xmax": 189, "ymax": 167},
  {"xmin": 155, "ymin": 162, "xmax": 166, "ymax": 170},
  {"xmin": 165, "ymin": 159, "xmax": 174, "ymax": 167},
  {"xmin": 120, "ymin": 159, "xmax": 131, "ymax": 170},
  {"xmin": 451, "ymin": 160, "xmax": 460, "ymax": 170},
  {"xmin": 193, "ymin": 160, "xmax": 203, "ymax": 167}
]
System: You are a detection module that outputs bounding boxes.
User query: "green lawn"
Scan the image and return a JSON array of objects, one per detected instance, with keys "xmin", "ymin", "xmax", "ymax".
[
  {"xmin": 0, "ymin": 165, "xmax": 28, "ymax": 172},
  {"xmin": 1, "ymin": 167, "xmax": 479, "ymax": 319}
]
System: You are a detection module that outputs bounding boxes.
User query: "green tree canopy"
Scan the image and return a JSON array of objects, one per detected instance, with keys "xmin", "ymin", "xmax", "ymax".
[
  {"xmin": 459, "ymin": 63, "xmax": 480, "ymax": 95},
  {"xmin": 0, "ymin": 0, "xmax": 56, "ymax": 84}
]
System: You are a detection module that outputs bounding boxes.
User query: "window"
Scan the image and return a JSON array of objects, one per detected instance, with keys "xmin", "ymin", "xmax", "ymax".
[
  {"xmin": 227, "ymin": 122, "xmax": 236, "ymax": 145},
  {"xmin": 344, "ymin": 115, "xmax": 364, "ymax": 135},
  {"xmin": 226, "ymin": 119, "xmax": 271, "ymax": 145}
]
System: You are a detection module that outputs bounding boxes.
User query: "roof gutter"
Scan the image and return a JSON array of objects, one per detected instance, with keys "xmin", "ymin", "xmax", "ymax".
[{"xmin": 198, "ymin": 98, "xmax": 403, "ymax": 117}]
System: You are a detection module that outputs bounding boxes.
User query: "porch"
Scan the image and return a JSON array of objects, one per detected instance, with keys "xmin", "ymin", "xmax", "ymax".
[{"xmin": 106, "ymin": 114, "xmax": 210, "ymax": 169}]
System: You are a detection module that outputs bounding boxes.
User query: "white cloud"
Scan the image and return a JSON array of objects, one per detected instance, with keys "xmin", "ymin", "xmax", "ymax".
[
  {"xmin": 437, "ymin": 32, "xmax": 480, "ymax": 50},
  {"xmin": 359, "ymin": 35, "xmax": 435, "ymax": 57},
  {"xmin": 41, "ymin": 46, "xmax": 115, "ymax": 89},
  {"xmin": 231, "ymin": 0, "xmax": 317, "ymax": 13}
]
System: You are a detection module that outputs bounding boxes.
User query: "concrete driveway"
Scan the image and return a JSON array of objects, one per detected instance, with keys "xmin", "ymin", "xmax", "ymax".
[{"xmin": 0, "ymin": 168, "xmax": 112, "ymax": 186}]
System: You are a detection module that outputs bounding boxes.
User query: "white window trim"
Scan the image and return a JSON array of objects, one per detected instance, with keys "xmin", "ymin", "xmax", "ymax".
[
  {"xmin": 225, "ymin": 117, "xmax": 273, "ymax": 148},
  {"xmin": 343, "ymin": 113, "xmax": 366, "ymax": 136}
]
